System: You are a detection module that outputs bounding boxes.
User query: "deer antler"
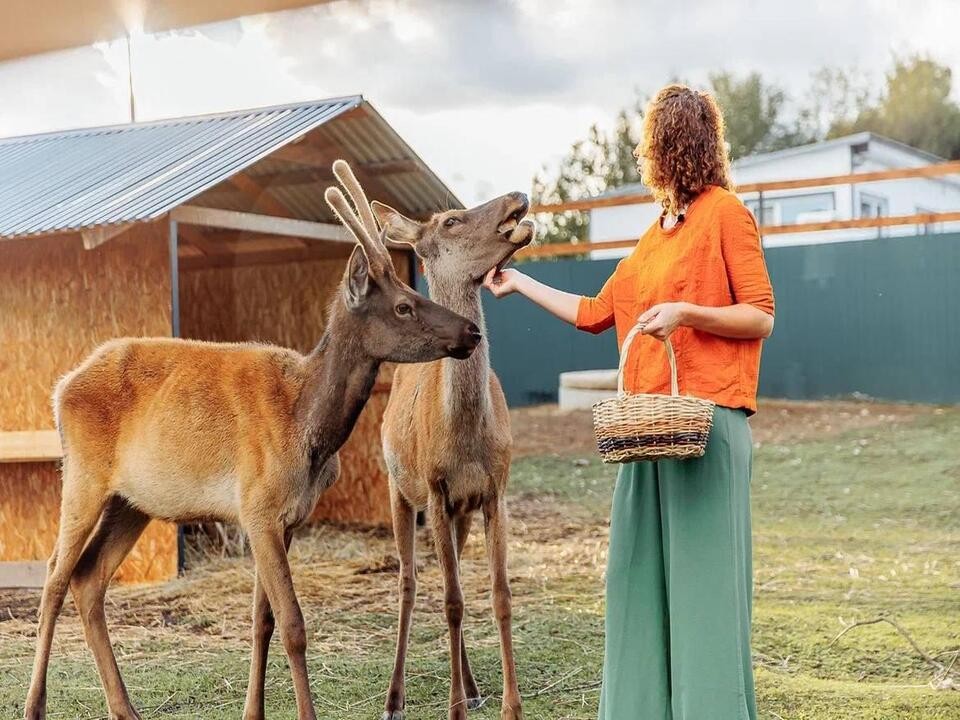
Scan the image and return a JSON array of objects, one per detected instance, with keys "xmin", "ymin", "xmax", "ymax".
[
  {"xmin": 324, "ymin": 160, "xmax": 391, "ymax": 274},
  {"xmin": 332, "ymin": 159, "xmax": 381, "ymax": 242}
]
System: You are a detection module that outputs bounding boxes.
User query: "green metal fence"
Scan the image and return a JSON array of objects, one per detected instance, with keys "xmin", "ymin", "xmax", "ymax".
[{"xmin": 417, "ymin": 231, "xmax": 960, "ymax": 407}]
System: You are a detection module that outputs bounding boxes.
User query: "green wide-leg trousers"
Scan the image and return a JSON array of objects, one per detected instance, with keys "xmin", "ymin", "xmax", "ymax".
[{"xmin": 598, "ymin": 406, "xmax": 757, "ymax": 720}]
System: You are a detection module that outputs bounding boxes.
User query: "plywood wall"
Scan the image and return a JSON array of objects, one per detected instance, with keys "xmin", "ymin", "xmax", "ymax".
[
  {"xmin": 0, "ymin": 225, "xmax": 178, "ymax": 583},
  {"xmin": 180, "ymin": 246, "xmax": 411, "ymax": 527}
]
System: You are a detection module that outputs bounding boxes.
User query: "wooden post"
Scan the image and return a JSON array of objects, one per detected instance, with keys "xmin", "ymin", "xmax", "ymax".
[{"xmin": 169, "ymin": 217, "xmax": 186, "ymax": 573}]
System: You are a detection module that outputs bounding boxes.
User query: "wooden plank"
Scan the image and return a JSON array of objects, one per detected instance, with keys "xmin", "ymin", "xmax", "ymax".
[
  {"xmin": 0, "ymin": 561, "xmax": 47, "ymax": 588},
  {"xmin": 0, "ymin": 430, "xmax": 62, "ymax": 463},
  {"xmin": 518, "ymin": 238, "xmax": 640, "ymax": 259},
  {"xmin": 516, "ymin": 211, "xmax": 960, "ymax": 258},
  {"xmin": 529, "ymin": 160, "xmax": 960, "ymax": 215},
  {"xmin": 170, "ymin": 206, "xmax": 349, "ymax": 243}
]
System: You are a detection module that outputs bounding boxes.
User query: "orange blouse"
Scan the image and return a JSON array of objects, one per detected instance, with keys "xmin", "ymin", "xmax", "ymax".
[{"xmin": 576, "ymin": 185, "xmax": 774, "ymax": 414}]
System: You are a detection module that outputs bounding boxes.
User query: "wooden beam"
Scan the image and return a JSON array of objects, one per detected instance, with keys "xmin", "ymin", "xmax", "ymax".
[
  {"xmin": 517, "ymin": 210, "xmax": 960, "ymax": 258},
  {"xmin": 357, "ymin": 159, "xmax": 420, "ymax": 176},
  {"xmin": 252, "ymin": 159, "xmax": 420, "ymax": 188},
  {"xmin": 0, "ymin": 562, "xmax": 47, "ymax": 589},
  {"xmin": 228, "ymin": 173, "xmax": 295, "ymax": 218},
  {"xmin": 170, "ymin": 206, "xmax": 349, "ymax": 243},
  {"xmin": 518, "ymin": 239, "xmax": 639, "ymax": 260},
  {"xmin": 179, "ymin": 240, "xmax": 410, "ymax": 272},
  {"xmin": 180, "ymin": 241, "xmax": 353, "ymax": 271},
  {"xmin": 271, "ymin": 142, "xmax": 340, "ymax": 169},
  {"xmin": 265, "ymin": 139, "xmax": 404, "ymax": 211},
  {"xmin": 761, "ymin": 209, "xmax": 960, "ymax": 235},
  {"xmin": 529, "ymin": 160, "xmax": 960, "ymax": 215},
  {"xmin": 251, "ymin": 168, "xmax": 332, "ymax": 187},
  {"xmin": 81, "ymin": 223, "xmax": 133, "ymax": 250},
  {"xmin": 0, "ymin": 430, "xmax": 62, "ymax": 463}
]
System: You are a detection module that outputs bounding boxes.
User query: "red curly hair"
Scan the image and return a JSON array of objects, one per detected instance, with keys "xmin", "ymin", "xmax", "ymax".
[{"xmin": 636, "ymin": 84, "xmax": 733, "ymax": 216}]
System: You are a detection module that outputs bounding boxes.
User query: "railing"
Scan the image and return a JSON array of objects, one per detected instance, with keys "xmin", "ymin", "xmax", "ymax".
[{"xmin": 519, "ymin": 160, "xmax": 960, "ymax": 259}]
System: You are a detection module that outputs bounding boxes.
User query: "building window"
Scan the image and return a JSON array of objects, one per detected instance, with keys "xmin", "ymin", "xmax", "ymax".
[
  {"xmin": 745, "ymin": 191, "xmax": 836, "ymax": 226},
  {"xmin": 916, "ymin": 206, "xmax": 939, "ymax": 235},
  {"xmin": 859, "ymin": 192, "xmax": 888, "ymax": 219}
]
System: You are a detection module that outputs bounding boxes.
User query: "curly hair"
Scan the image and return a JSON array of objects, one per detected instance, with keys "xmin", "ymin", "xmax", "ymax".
[{"xmin": 636, "ymin": 84, "xmax": 733, "ymax": 216}]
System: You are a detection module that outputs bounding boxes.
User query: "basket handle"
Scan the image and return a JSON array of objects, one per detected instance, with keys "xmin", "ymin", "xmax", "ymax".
[{"xmin": 616, "ymin": 319, "xmax": 679, "ymax": 398}]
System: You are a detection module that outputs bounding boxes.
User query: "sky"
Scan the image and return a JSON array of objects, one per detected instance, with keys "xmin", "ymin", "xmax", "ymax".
[{"xmin": 1, "ymin": 0, "xmax": 959, "ymax": 204}]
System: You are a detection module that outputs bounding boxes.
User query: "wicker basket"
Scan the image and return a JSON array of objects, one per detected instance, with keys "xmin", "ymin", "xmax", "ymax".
[{"xmin": 593, "ymin": 320, "xmax": 715, "ymax": 463}]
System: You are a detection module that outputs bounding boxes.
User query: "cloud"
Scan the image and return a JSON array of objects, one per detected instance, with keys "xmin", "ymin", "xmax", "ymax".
[
  {"xmin": 265, "ymin": 0, "xmax": 952, "ymax": 113},
  {"xmin": 1, "ymin": 0, "xmax": 959, "ymax": 203}
]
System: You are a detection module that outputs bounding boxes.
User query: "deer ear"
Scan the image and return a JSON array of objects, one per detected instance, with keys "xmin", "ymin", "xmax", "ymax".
[
  {"xmin": 345, "ymin": 244, "xmax": 371, "ymax": 308},
  {"xmin": 371, "ymin": 201, "xmax": 421, "ymax": 248}
]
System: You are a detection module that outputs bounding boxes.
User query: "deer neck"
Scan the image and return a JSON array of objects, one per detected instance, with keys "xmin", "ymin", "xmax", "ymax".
[
  {"xmin": 426, "ymin": 271, "xmax": 491, "ymax": 421},
  {"xmin": 297, "ymin": 299, "xmax": 380, "ymax": 460}
]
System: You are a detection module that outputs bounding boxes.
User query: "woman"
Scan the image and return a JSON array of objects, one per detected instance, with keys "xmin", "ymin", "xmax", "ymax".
[{"xmin": 484, "ymin": 84, "xmax": 774, "ymax": 719}]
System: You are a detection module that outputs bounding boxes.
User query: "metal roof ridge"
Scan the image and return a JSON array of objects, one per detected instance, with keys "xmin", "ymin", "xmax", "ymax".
[{"xmin": 0, "ymin": 95, "xmax": 364, "ymax": 146}]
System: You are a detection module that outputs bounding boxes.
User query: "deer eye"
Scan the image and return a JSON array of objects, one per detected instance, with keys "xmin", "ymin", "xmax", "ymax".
[
  {"xmin": 396, "ymin": 302, "xmax": 413, "ymax": 316},
  {"xmin": 443, "ymin": 216, "xmax": 461, "ymax": 228}
]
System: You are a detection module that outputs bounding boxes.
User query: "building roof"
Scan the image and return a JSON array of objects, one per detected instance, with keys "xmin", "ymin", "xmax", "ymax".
[
  {"xmin": 595, "ymin": 132, "xmax": 947, "ymax": 200},
  {"xmin": 732, "ymin": 131, "xmax": 944, "ymax": 169},
  {"xmin": 0, "ymin": 96, "xmax": 460, "ymax": 240},
  {"xmin": 0, "ymin": 1, "xmax": 331, "ymax": 62}
]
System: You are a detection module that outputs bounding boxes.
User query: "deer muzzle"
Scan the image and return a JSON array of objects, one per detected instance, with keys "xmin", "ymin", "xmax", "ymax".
[{"xmin": 448, "ymin": 321, "xmax": 482, "ymax": 359}]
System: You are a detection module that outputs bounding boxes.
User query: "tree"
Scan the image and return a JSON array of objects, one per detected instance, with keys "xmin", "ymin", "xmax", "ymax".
[
  {"xmin": 530, "ymin": 56, "xmax": 960, "ymax": 247},
  {"xmin": 799, "ymin": 66, "xmax": 873, "ymax": 141},
  {"xmin": 836, "ymin": 55, "xmax": 960, "ymax": 159},
  {"xmin": 709, "ymin": 72, "xmax": 783, "ymax": 159},
  {"xmin": 531, "ymin": 97, "xmax": 644, "ymax": 245}
]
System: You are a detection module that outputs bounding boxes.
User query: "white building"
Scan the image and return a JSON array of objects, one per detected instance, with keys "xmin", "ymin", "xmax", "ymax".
[{"xmin": 589, "ymin": 132, "xmax": 960, "ymax": 257}]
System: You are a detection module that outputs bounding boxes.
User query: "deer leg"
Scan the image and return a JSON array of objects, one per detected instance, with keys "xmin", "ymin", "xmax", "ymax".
[
  {"xmin": 25, "ymin": 470, "xmax": 108, "ymax": 720},
  {"xmin": 246, "ymin": 525, "xmax": 315, "ymax": 720},
  {"xmin": 69, "ymin": 497, "xmax": 150, "ymax": 720},
  {"xmin": 383, "ymin": 483, "xmax": 416, "ymax": 720},
  {"xmin": 454, "ymin": 512, "xmax": 482, "ymax": 710},
  {"xmin": 429, "ymin": 492, "xmax": 468, "ymax": 720},
  {"xmin": 483, "ymin": 495, "xmax": 523, "ymax": 720},
  {"xmin": 243, "ymin": 530, "xmax": 293, "ymax": 720}
]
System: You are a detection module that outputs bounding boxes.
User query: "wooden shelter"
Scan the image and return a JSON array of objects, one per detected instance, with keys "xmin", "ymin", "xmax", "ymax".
[{"xmin": 0, "ymin": 97, "xmax": 461, "ymax": 586}]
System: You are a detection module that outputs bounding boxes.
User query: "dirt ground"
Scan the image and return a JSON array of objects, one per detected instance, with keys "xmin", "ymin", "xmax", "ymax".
[
  {"xmin": 509, "ymin": 398, "xmax": 930, "ymax": 457},
  {"xmin": 1, "ymin": 399, "xmax": 956, "ymax": 719}
]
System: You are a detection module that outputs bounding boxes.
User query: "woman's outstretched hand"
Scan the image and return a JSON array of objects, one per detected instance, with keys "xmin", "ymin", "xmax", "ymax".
[
  {"xmin": 483, "ymin": 267, "xmax": 523, "ymax": 298},
  {"xmin": 482, "ymin": 267, "xmax": 582, "ymax": 326}
]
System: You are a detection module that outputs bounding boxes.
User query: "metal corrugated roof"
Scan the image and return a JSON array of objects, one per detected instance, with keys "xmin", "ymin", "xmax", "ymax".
[{"xmin": 0, "ymin": 96, "xmax": 461, "ymax": 240}]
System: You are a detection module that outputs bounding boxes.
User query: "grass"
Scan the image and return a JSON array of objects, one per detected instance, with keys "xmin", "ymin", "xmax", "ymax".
[{"xmin": 1, "ymin": 404, "xmax": 958, "ymax": 719}]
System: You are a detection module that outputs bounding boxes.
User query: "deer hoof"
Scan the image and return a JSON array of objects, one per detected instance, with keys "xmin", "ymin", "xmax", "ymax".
[
  {"xmin": 500, "ymin": 707, "xmax": 523, "ymax": 720},
  {"xmin": 382, "ymin": 712, "xmax": 404, "ymax": 720},
  {"xmin": 107, "ymin": 709, "xmax": 142, "ymax": 720},
  {"xmin": 466, "ymin": 696, "xmax": 485, "ymax": 710}
]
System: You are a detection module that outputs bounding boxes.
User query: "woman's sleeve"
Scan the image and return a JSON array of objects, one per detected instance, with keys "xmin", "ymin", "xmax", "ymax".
[
  {"xmin": 720, "ymin": 198, "xmax": 775, "ymax": 316},
  {"xmin": 575, "ymin": 271, "xmax": 617, "ymax": 334}
]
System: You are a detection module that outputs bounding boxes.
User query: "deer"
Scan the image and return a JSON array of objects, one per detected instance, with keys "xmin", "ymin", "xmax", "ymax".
[
  {"xmin": 23, "ymin": 161, "xmax": 483, "ymax": 720},
  {"xmin": 370, "ymin": 191, "xmax": 535, "ymax": 720}
]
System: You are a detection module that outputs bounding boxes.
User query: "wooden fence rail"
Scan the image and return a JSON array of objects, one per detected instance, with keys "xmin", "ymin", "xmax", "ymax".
[{"xmin": 528, "ymin": 160, "xmax": 960, "ymax": 215}]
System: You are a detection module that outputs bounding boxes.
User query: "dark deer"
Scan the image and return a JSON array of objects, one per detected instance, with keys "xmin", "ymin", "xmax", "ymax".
[
  {"xmin": 23, "ymin": 161, "xmax": 482, "ymax": 720},
  {"xmin": 372, "ymin": 193, "xmax": 535, "ymax": 720}
]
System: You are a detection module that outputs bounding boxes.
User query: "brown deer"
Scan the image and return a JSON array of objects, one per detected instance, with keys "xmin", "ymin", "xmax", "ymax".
[
  {"xmin": 23, "ymin": 161, "xmax": 482, "ymax": 720},
  {"xmin": 372, "ymin": 193, "xmax": 535, "ymax": 720}
]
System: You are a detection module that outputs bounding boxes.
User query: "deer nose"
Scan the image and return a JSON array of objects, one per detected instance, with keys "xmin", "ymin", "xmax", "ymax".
[
  {"xmin": 511, "ymin": 192, "xmax": 529, "ymax": 213},
  {"xmin": 464, "ymin": 322, "xmax": 482, "ymax": 348}
]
